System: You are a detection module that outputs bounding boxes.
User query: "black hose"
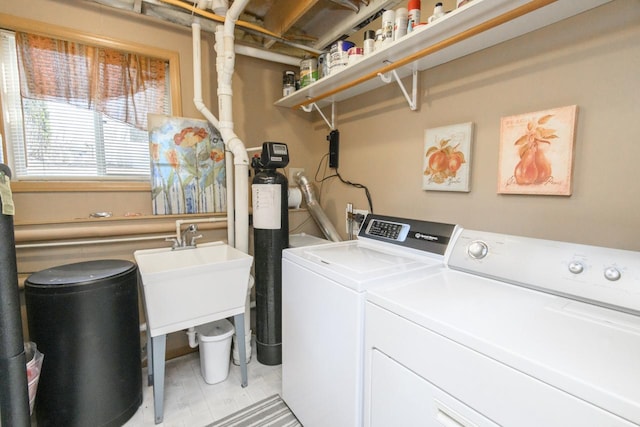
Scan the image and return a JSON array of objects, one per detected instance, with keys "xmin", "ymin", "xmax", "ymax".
[{"xmin": 0, "ymin": 164, "xmax": 30, "ymax": 426}]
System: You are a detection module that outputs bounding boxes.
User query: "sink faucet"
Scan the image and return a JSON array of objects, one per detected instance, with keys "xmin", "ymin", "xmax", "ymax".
[{"xmin": 167, "ymin": 223, "xmax": 202, "ymax": 249}]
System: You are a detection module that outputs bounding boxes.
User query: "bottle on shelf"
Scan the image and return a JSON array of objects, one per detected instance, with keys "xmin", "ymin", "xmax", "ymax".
[
  {"xmin": 381, "ymin": 9, "xmax": 395, "ymax": 44},
  {"xmin": 374, "ymin": 29, "xmax": 384, "ymax": 51},
  {"xmin": 282, "ymin": 70, "xmax": 296, "ymax": 97},
  {"xmin": 428, "ymin": 2, "xmax": 445, "ymax": 23},
  {"xmin": 407, "ymin": 0, "xmax": 421, "ymax": 33},
  {"xmin": 364, "ymin": 30, "xmax": 376, "ymax": 56},
  {"xmin": 394, "ymin": 7, "xmax": 408, "ymax": 40}
]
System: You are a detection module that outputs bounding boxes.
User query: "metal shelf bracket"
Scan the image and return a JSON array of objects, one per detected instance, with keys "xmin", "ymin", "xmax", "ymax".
[
  {"xmin": 377, "ymin": 66, "xmax": 418, "ymax": 111},
  {"xmin": 301, "ymin": 100, "xmax": 336, "ymax": 130}
]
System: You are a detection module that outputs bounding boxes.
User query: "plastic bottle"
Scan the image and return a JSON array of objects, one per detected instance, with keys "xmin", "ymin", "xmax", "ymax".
[
  {"xmin": 364, "ymin": 30, "xmax": 376, "ymax": 56},
  {"xmin": 428, "ymin": 2, "xmax": 445, "ymax": 23},
  {"xmin": 299, "ymin": 57, "xmax": 317, "ymax": 88},
  {"xmin": 282, "ymin": 71, "xmax": 295, "ymax": 97},
  {"xmin": 374, "ymin": 29, "xmax": 384, "ymax": 51},
  {"xmin": 394, "ymin": 7, "xmax": 408, "ymax": 40},
  {"xmin": 381, "ymin": 9, "xmax": 395, "ymax": 45},
  {"xmin": 407, "ymin": 0, "xmax": 421, "ymax": 33},
  {"xmin": 348, "ymin": 47, "xmax": 364, "ymax": 65}
]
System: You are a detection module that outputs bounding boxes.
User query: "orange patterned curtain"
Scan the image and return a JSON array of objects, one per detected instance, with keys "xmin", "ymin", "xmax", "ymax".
[{"xmin": 15, "ymin": 32, "xmax": 166, "ymax": 130}]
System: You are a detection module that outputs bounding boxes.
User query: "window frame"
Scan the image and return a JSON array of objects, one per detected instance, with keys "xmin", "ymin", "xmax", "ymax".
[{"xmin": 0, "ymin": 13, "xmax": 182, "ymax": 193}]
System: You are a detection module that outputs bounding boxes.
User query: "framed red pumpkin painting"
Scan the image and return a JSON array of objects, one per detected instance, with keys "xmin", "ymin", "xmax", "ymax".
[
  {"xmin": 423, "ymin": 122, "xmax": 473, "ymax": 192},
  {"xmin": 498, "ymin": 105, "xmax": 577, "ymax": 196}
]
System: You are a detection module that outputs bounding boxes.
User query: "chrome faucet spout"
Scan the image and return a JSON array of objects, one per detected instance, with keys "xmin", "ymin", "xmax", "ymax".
[{"xmin": 179, "ymin": 224, "xmax": 199, "ymax": 248}]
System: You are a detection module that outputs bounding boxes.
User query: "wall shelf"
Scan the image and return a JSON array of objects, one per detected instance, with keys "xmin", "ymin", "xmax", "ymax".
[{"xmin": 274, "ymin": 0, "xmax": 611, "ymax": 110}]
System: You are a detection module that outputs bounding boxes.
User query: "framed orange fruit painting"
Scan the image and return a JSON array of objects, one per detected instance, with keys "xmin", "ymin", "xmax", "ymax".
[
  {"xmin": 498, "ymin": 105, "xmax": 577, "ymax": 196},
  {"xmin": 423, "ymin": 122, "xmax": 473, "ymax": 192}
]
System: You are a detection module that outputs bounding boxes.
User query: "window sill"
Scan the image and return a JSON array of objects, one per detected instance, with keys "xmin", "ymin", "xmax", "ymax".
[{"xmin": 10, "ymin": 180, "xmax": 151, "ymax": 193}]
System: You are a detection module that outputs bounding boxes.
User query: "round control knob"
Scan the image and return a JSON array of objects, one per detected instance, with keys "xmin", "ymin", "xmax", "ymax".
[
  {"xmin": 467, "ymin": 241, "xmax": 488, "ymax": 259},
  {"xmin": 604, "ymin": 267, "xmax": 621, "ymax": 282},
  {"xmin": 568, "ymin": 261, "xmax": 584, "ymax": 274}
]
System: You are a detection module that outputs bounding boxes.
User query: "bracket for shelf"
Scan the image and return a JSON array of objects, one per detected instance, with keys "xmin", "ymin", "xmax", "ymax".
[
  {"xmin": 301, "ymin": 100, "xmax": 336, "ymax": 130},
  {"xmin": 377, "ymin": 67, "xmax": 418, "ymax": 111}
]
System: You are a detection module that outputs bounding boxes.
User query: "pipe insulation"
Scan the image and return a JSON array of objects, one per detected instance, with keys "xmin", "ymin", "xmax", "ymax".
[{"xmin": 0, "ymin": 164, "xmax": 31, "ymax": 427}]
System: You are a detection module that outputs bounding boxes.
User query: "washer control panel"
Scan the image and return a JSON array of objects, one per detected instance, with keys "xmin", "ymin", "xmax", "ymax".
[
  {"xmin": 448, "ymin": 230, "xmax": 640, "ymax": 314},
  {"xmin": 365, "ymin": 219, "xmax": 410, "ymax": 241},
  {"xmin": 358, "ymin": 214, "xmax": 459, "ymax": 256}
]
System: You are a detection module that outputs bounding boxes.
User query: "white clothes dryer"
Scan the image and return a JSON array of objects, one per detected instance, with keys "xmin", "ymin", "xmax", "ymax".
[
  {"xmin": 364, "ymin": 229, "xmax": 640, "ymax": 426},
  {"xmin": 282, "ymin": 214, "xmax": 460, "ymax": 427}
]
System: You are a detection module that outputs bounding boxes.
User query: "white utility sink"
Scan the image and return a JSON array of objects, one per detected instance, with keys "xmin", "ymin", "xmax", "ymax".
[{"xmin": 134, "ymin": 241, "xmax": 253, "ymax": 337}]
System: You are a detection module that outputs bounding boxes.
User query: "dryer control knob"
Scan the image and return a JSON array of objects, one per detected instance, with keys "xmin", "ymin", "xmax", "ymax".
[
  {"xmin": 568, "ymin": 261, "xmax": 584, "ymax": 274},
  {"xmin": 604, "ymin": 267, "xmax": 621, "ymax": 281},
  {"xmin": 467, "ymin": 241, "xmax": 488, "ymax": 259}
]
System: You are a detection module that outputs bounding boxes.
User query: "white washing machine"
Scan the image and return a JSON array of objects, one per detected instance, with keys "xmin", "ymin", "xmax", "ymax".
[
  {"xmin": 364, "ymin": 229, "xmax": 640, "ymax": 426},
  {"xmin": 282, "ymin": 214, "xmax": 460, "ymax": 427}
]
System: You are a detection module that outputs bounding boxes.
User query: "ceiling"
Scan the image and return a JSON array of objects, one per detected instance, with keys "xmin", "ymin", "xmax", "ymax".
[{"xmin": 79, "ymin": 0, "xmax": 405, "ymax": 61}]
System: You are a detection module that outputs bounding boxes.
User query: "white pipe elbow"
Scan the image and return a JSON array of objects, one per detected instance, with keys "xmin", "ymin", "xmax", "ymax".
[
  {"xmin": 225, "ymin": 136, "xmax": 249, "ymax": 164},
  {"xmin": 194, "ymin": 100, "xmax": 220, "ymax": 128},
  {"xmin": 187, "ymin": 328, "xmax": 199, "ymax": 348}
]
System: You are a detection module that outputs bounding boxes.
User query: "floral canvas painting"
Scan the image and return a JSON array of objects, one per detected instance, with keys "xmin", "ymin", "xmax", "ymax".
[
  {"xmin": 423, "ymin": 122, "xmax": 473, "ymax": 192},
  {"xmin": 148, "ymin": 114, "xmax": 226, "ymax": 214},
  {"xmin": 498, "ymin": 105, "xmax": 577, "ymax": 196}
]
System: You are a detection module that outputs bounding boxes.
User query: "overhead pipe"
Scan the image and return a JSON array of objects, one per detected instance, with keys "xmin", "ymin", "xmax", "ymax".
[
  {"xmin": 233, "ymin": 45, "xmax": 301, "ymax": 67},
  {"xmin": 159, "ymin": 0, "xmax": 324, "ymax": 56}
]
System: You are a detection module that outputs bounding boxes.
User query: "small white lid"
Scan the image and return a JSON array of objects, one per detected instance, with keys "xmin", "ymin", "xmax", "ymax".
[
  {"xmin": 395, "ymin": 7, "xmax": 408, "ymax": 17},
  {"xmin": 196, "ymin": 319, "xmax": 235, "ymax": 342}
]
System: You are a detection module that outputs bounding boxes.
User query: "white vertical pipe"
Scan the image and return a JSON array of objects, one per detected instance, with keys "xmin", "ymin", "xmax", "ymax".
[
  {"xmin": 192, "ymin": 22, "xmax": 219, "ymax": 129},
  {"xmin": 216, "ymin": 0, "xmax": 250, "ymax": 255},
  {"xmin": 218, "ymin": 0, "xmax": 251, "ymax": 363},
  {"xmin": 192, "ymin": 22, "xmax": 235, "ymax": 247},
  {"xmin": 192, "ymin": 0, "xmax": 252, "ymax": 362}
]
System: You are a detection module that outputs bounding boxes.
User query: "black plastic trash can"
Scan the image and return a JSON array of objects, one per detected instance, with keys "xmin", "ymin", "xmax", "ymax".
[{"xmin": 24, "ymin": 260, "xmax": 142, "ymax": 427}]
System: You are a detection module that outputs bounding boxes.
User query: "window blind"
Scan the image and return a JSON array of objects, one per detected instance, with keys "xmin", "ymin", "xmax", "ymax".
[{"xmin": 0, "ymin": 30, "xmax": 170, "ymax": 180}]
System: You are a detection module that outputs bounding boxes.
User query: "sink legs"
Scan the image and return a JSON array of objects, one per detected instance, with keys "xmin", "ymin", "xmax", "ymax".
[
  {"xmin": 146, "ymin": 331, "xmax": 153, "ymax": 386},
  {"xmin": 234, "ymin": 313, "xmax": 248, "ymax": 387},
  {"xmin": 148, "ymin": 314, "xmax": 249, "ymax": 424},
  {"xmin": 150, "ymin": 334, "xmax": 166, "ymax": 425}
]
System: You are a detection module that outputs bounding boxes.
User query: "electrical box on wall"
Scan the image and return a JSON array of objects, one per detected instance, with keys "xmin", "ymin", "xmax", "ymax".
[{"xmin": 328, "ymin": 130, "xmax": 339, "ymax": 169}]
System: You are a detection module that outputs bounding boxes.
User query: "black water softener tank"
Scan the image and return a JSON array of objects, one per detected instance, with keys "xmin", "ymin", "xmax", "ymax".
[
  {"xmin": 252, "ymin": 142, "xmax": 289, "ymax": 365},
  {"xmin": 24, "ymin": 260, "xmax": 142, "ymax": 427}
]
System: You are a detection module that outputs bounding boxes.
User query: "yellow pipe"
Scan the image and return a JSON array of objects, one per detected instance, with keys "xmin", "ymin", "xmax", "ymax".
[
  {"xmin": 158, "ymin": 0, "xmax": 281, "ymax": 38},
  {"xmin": 157, "ymin": 0, "xmax": 321, "ymax": 54}
]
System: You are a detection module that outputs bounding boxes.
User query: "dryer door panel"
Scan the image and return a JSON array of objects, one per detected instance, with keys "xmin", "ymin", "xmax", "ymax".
[
  {"xmin": 370, "ymin": 349, "xmax": 498, "ymax": 427},
  {"xmin": 365, "ymin": 302, "xmax": 638, "ymax": 427}
]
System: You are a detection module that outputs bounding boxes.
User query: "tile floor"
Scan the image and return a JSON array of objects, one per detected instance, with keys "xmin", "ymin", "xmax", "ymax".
[{"xmin": 123, "ymin": 339, "xmax": 282, "ymax": 427}]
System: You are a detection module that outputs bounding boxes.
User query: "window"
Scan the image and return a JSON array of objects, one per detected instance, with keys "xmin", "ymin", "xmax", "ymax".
[{"xmin": 0, "ymin": 26, "xmax": 180, "ymax": 182}]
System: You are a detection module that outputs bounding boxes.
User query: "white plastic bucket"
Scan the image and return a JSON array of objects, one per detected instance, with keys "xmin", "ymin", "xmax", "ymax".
[{"xmin": 196, "ymin": 319, "xmax": 235, "ymax": 384}]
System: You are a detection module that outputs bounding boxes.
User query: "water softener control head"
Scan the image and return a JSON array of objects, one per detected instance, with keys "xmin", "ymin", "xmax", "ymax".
[{"xmin": 253, "ymin": 142, "xmax": 289, "ymax": 169}]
